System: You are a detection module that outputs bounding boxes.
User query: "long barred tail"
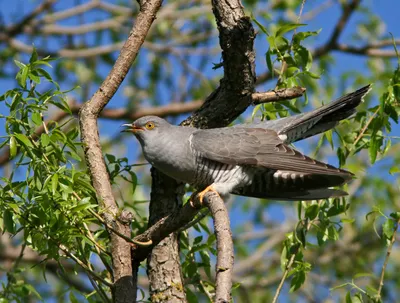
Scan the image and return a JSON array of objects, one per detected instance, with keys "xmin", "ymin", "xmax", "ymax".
[
  {"xmin": 232, "ymin": 168, "xmax": 351, "ymax": 201},
  {"xmin": 280, "ymin": 84, "xmax": 372, "ymax": 143}
]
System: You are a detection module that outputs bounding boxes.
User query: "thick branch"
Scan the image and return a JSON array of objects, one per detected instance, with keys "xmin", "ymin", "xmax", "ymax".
[
  {"xmin": 204, "ymin": 193, "xmax": 234, "ymax": 303},
  {"xmin": 78, "ymin": 0, "xmax": 163, "ymax": 302},
  {"xmin": 182, "ymin": 0, "xmax": 256, "ymax": 128}
]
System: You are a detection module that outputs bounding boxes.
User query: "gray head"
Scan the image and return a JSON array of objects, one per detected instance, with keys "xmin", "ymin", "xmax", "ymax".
[{"xmin": 122, "ymin": 116, "xmax": 171, "ymax": 146}]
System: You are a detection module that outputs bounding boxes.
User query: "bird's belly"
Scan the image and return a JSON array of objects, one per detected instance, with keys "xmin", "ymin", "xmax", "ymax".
[
  {"xmin": 194, "ymin": 159, "xmax": 254, "ymax": 195},
  {"xmin": 150, "ymin": 158, "xmax": 196, "ymax": 184}
]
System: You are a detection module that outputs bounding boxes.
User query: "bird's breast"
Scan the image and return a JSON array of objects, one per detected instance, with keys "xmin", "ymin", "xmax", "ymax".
[{"xmin": 143, "ymin": 138, "xmax": 197, "ymax": 184}]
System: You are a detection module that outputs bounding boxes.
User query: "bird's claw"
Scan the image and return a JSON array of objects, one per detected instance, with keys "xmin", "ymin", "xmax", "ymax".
[{"xmin": 189, "ymin": 185, "xmax": 220, "ymax": 208}]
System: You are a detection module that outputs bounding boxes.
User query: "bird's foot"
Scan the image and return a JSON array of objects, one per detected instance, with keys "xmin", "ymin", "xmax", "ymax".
[{"xmin": 190, "ymin": 185, "xmax": 220, "ymax": 208}]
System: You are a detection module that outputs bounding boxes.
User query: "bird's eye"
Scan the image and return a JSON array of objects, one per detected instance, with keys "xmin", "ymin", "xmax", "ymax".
[{"xmin": 145, "ymin": 122, "xmax": 155, "ymax": 130}]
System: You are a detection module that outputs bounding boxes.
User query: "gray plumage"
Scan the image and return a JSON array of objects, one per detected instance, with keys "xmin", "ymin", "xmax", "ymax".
[{"xmin": 123, "ymin": 85, "xmax": 371, "ymax": 201}]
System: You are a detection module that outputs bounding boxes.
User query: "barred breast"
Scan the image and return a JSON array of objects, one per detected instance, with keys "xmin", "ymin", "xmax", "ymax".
[{"xmin": 192, "ymin": 155, "xmax": 253, "ymax": 195}]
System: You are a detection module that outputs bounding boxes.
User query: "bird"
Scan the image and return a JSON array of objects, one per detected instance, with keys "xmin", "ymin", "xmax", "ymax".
[{"xmin": 123, "ymin": 85, "xmax": 371, "ymax": 202}]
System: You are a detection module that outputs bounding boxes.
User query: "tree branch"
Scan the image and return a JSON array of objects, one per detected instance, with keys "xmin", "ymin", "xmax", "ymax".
[
  {"xmin": 252, "ymin": 87, "xmax": 306, "ymax": 105},
  {"xmin": 204, "ymin": 193, "xmax": 234, "ymax": 303},
  {"xmin": 333, "ymin": 43, "xmax": 399, "ymax": 57},
  {"xmin": 77, "ymin": 0, "xmax": 163, "ymax": 302}
]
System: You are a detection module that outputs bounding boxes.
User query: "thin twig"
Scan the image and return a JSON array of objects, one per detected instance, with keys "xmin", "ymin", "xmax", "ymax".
[
  {"xmin": 353, "ymin": 106, "xmax": 380, "ymax": 146},
  {"xmin": 58, "ymin": 244, "xmax": 113, "ymax": 288},
  {"xmin": 176, "ymin": 208, "xmax": 210, "ymax": 233},
  {"xmin": 376, "ymin": 218, "xmax": 400, "ymax": 299},
  {"xmin": 87, "ymin": 208, "xmax": 152, "ymax": 246},
  {"xmin": 272, "ymin": 253, "xmax": 296, "ymax": 303}
]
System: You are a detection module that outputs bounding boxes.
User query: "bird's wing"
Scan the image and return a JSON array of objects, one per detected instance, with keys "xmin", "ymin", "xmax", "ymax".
[{"xmin": 190, "ymin": 127, "xmax": 352, "ymax": 177}]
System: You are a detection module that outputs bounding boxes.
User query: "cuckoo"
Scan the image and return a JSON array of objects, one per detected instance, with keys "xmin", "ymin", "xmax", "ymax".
[{"xmin": 123, "ymin": 85, "xmax": 371, "ymax": 202}]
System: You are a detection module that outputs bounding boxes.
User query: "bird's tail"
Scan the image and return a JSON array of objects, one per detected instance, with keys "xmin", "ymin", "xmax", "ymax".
[
  {"xmin": 232, "ymin": 169, "xmax": 352, "ymax": 201},
  {"xmin": 280, "ymin": 84, "xmax": 372, "ymax": 142},
  {"xmin": 233, "ymin": 188, "xmax": 348, "ymax": 201}
]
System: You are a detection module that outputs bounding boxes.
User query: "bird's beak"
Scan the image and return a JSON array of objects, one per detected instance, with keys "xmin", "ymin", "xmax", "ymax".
[{"xmin": 121, "ymin": 123, "xmax": 144, "ymax": 133}]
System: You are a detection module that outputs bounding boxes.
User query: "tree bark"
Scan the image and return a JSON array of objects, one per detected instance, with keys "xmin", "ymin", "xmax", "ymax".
[{"xmin": 146, "ymin": 169, "xmax": 187, "ymax": 302}]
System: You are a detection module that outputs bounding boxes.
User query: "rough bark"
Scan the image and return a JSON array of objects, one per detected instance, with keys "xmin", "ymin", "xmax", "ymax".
[{"xmin": 146, "ymin": 169, "xmax": 187, "ymax": 302}]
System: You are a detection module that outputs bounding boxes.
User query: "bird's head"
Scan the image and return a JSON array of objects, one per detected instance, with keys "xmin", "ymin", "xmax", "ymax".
[{"xmin": 122, "ymin": 116, "xmax": 170, "ymax": 146}]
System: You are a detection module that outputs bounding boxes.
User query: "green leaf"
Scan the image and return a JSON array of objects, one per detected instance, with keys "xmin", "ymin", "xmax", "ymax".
[
  {"xmin": 368, "ymin": 135, "xmax": 380, "ymax": 164},
  {"xmin": 294, "ymin": 45, "xmax": 313, "ymax": 71},
  {"xmin": 106, "ymin": 154, "xmax": 116, "ymax": 163},
  {"xmin": 305, "ymin": 204, "xmax": 319, "ymax": 220},
  {"xmin": 14, "ymin": 133, "xmax": 34, "ymax": 149},
  {"xmin": 390, "ymin": 212, "xmax": 400, "ymax": 220},
  {"xmin": 51, "ymin": 174, "xmax": 58, "ymax": 195},
  {"xmin": 71, "ymin": 202, "xmax": 94, "ymax": 213},
  {"xmin": 289, "ymin": 270, "xmax": 306, "ymax": 292},
  {"xmin": 9, "ymin": 136, "xmax": 17, "ymax": 159},
  {"xmin": 354, "ymin": 272, "xmax": 375, "ymax": 279},
  {"xmin": 29, "ymin": 70, "xmax": 41, "ymax": 84},
  {"xmin": 293, "ymin": 29, "xmax": 321, "ymax": 45},
  {"xmin": 389, "ymin": 166, "xmax": 400, "ymax": 175},
  {"xmin": 280, "ymin": 245, "xmax": 288, "ymax": 271},
  {"xmin": 276, "ymin": 23, "xmax": 306, "ymax": 37},
  {"xmin": 252, "ymin": 15, "xmax": 269, "ymax": 36},
  {"xmin": 382, "ymin": 218, "xmax": 395, "ymax": 240},
  {"xmin": 303, "ymin": 70, "xmax": 320, "ymax": 79},
  {"xmin": 346, "ymin": 291, "xmax": 353, "ymax": 303},
  {"xmin": 36, "ymin": 68, "xmax": 53, "ymax": 82},
  {"xmin": 31, "ymin": 112, "xmax": 42, "ymax": 126},
  {"xmin": 327, "ymin": 225, "xmax": 339, "ymax": 241},
  {"xmin": 69, "ymin": 291, "xmax": 80, "ymax": 303},
  {"xmin": 3, "ymin": 209, "xmax": 16, "ymax": 233},
  {"xmin": 337, "ymin": 147, "xmax": 346, "ymax": 167},
  {"xmin": 286, "ymin": 66, "xmax": 299, "ymax": 77},
  {"xmin": 327, "ymin": 200, "xmax": 348, "ymax": 217},
  {"xmin": 29, "ymin": 47, "xmax": 38, "ymax": 64},
  {"xmin": 365, "ymin": 285, "xmax": 379, "ymax": 297},
  {"xmin": 266, "ymin": 48, "xmax": 273, "ymax": 73},
  {"xmin": 22, "ymin": 284, "xmax": 42, "ymax": 300},
  {"xmin": 186, "ymin": 287, "xmax": 198, "ymax": 303},
  {"xmin": 20, "ymin": 66, "xmax": 29, "ymax": 88},
  {"xmin": 41, "ymin": 133, "xmax": 50, "ymax": 147},
  {"xmin": 325, "ymin": 130, "xmax": 334, "ymax": 149},
  {"xmin": 14, "ymin": 60, "xmax": 26, "ymax": 69},
  {"xmin": 341, "ymin": 218, "xmax": 355, "ymax": 224}
]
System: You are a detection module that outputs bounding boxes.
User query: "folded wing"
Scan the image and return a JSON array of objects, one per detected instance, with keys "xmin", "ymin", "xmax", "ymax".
[{"xmin": 191, "ymin": 127, "xmax": 352, "ymax": 179}]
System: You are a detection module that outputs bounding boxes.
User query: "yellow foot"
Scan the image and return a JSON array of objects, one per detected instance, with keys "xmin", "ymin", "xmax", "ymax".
[{"xmin": 190, "ymin": 185, "xmax": 221, "ymax": 208}]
